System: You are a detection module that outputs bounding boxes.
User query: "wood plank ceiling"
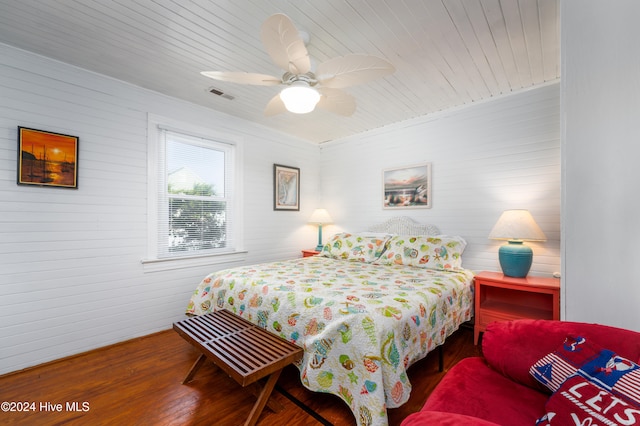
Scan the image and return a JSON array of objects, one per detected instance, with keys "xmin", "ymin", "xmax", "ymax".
[{"xmin": 0, "ymin": 0, "xmax": 559, "ymax": 144}]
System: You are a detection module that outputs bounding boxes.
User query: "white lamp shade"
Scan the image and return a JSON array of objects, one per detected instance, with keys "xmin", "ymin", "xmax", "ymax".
[
  {"xmin": 308, "ymin": 208, "xmax": 333, "ymax": 224},
  {"xmin": 488, "ymin": 209, "xmax": 546, "ymax": 241},
  {"xmin": 280, "ymin": 82, "xmax": 320, "ymax": 114}
]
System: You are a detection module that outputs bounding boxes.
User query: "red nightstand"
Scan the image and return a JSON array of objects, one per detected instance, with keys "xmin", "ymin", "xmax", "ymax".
[
  {"xmin": 474, "ymin": 271, "xmax": 560, "ymax": 345},
  {"xmin": 301, "ymin": 249, "xmax": 320, "ymax": 258}
]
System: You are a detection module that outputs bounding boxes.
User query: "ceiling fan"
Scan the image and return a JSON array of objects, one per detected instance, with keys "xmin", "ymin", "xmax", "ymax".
[{"xmin": 201, "ymin": 13, "xmax": 395, "ymax": 116}]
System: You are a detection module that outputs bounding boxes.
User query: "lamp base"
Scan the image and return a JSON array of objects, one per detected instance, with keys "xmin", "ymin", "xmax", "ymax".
[
  {"xmin": 315, "ymin": 224, "xmax": 324, "ymax": 252},
  {"xmin": 498, "ymin": 241, "xmax": 533, "ymax": 278}
]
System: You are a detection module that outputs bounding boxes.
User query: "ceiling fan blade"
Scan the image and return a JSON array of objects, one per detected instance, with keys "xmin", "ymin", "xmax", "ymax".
[
  {"xmin": 201, "ymin": 71, "xmax": 282, "ymax": 86},
  {"xmin": 317, "ymin": 55, "xmax": 395, "ymax": 89},
  {"xmin": 317, "ymin": 88, "xmax": 356, "ymax": 116},
  {"xmin": 264, "ymin": 94, "xmax": 287, "ymax": 116},
  {"xmin": 261, "ymin": 13, "xmax": 311, "ymax": 75}
]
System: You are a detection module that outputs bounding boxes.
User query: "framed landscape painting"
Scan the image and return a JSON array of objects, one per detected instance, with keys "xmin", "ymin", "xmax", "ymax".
[
  {"xmin": 383, "ymin": 162, "xmax": 432, "ymax": 209},
  {"xmin": 17, "ymin": 127, "xmax": 79, "ymax": 189},
  {"xmin": 274, "ymin": 164, "xmax": 300, "ymax": 211}
]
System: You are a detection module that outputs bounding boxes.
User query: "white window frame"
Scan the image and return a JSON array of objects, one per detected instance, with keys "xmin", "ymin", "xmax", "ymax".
[{"xmin": 143, "ymin": 114, "xmax": 245, "ymax": 272}]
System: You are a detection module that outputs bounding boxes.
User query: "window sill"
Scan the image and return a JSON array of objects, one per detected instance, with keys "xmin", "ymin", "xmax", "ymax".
[{"xmin": 141, "ymin": 250, "xmax": 248, "ymax": 273}]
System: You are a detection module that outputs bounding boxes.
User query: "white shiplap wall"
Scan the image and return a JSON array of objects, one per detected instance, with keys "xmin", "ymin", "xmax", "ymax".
[
  {"xmin": 320, "ymin": 83, "xmax": 561, "ymax": 277},
  {"xmin": 0, "ymin": 43, "xmax": 321, "ymax": 375},
  {"xmin": 0, "ymin": 41, "xmax": 561, "ymax": 375}
]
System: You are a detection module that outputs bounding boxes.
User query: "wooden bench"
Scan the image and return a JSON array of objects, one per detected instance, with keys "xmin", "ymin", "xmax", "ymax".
[{"xmin": 173, "ymin": 309, "xmax": 303, "ymax": 426}]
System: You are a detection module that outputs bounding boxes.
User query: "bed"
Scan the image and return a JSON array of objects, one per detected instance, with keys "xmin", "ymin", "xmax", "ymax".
[{"xmin": 185, "ymin": 217, "xmax": 475, "ymax": 426}]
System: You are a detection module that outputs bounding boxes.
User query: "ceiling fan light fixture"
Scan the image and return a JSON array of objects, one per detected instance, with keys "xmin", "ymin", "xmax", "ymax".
[
  {"xmin": 280, "ymin": 82, "xmax": 320, "ymax": 114},
  {"xmin": 201, "ymin": 14, "xmax": 395, "ymax": 117}
]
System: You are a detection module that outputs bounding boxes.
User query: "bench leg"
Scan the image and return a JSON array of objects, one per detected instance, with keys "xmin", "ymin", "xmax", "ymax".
[
  {"xmin": 182, "ymin": 353, "xmax": 208, "ymax": 384},
  {"xmin": 249, "ymin": 382, "xmax": 284, "ymax": 413},
  {"xmin": 244, "ymin": 369, "xmax": 282, "ymax": 426}
]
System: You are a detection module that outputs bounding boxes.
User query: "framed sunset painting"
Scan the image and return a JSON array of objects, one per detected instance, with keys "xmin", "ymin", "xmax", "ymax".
[{"xmin": 17, "ymin": 127, "xmax": 79, "ymax": 189}]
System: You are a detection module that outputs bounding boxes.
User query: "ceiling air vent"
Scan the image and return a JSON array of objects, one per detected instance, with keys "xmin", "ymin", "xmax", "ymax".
[{"xmin": 208, "ymin": 87, "xmax": 235, "ymax": 100}]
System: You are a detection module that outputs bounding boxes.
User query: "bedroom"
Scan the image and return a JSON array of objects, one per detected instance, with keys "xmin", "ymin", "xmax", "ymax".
[{"xmin": 0, "ymin": 0, "xmax": 638, "ymax": 425}]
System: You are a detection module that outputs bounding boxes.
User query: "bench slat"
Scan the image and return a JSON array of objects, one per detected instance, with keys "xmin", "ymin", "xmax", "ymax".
[{"xmin": 173, "ymin": 310, "xmax": 303, "ymax": 387}]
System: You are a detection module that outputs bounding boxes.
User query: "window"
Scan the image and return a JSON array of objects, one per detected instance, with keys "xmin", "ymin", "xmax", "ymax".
[{"xmin": 145, "ymin": 115, "xmax": 244, "ymax": 268}]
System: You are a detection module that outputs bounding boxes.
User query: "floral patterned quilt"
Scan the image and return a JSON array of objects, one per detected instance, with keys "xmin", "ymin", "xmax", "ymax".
[{"xmin": 186, "ymin": 256, "xmax": 474, "ymax": 426}]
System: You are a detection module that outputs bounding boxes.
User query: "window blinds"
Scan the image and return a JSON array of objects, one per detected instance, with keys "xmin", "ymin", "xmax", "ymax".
[{"xmin": 157, "ymin": 128, "xmax": 235, "ymax": 258}]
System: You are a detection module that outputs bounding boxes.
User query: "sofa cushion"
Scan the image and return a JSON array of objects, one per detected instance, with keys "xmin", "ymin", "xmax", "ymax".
[
  {"xmin": 420, "ymin": 357, "xmax": 548, "ymax": 424},
  {"xmin": 531, "ymin": 335, "xmax": 640, "ymax": 404},
  {"xmin": 536, "ymin": 375, "xmax": 640, "ymax": 425},
  {"xmin": 482, "ymin": 319, "xmax": 640, "ymax": 392},
  {"xmin": 401, "ymin": 410, "xmax": 501, "ymax": 426}
]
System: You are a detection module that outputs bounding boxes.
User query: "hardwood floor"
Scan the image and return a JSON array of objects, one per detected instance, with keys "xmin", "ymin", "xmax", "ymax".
[{"xmin": 0, "ymin": 325, "xmax": 480, "ymax": 425}]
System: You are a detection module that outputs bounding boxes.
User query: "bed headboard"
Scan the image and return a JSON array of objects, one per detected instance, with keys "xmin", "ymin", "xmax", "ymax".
[{"xmin": 366, "ymin": 217, "xmax": 440, "ymax": 235}]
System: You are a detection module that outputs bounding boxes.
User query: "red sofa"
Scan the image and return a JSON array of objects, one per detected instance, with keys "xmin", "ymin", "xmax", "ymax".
[{"xmin": 402, "ymin": 319, "xmax": 640, "ymax": 425}]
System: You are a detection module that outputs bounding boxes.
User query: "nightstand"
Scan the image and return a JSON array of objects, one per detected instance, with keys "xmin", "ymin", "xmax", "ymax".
[
  {"xmin": 474, "ymin": 271, "xmax": 560, "ymax": 345},
  {"xmin": 301, "ymin": 249, "xmax": 320, "ymax": 257}
]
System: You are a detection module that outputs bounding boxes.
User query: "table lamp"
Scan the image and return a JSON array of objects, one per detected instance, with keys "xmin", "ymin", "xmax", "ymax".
[
  {"xmin": 488, "ymin": 209, "xmax": 546, "ymax": 278},
  {"xmin": 308, "ymin": 209, "xmax": 333, "ymax": 251}
]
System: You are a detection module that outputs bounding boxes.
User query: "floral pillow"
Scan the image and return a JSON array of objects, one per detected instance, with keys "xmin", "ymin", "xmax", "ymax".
[
  {"xmin": 319, "ymin": 232, "xmax": 391, "ymax": 263},
  {"xmin": 373, "ymin": 234, "xmax": 467, "ymax": 270}
]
